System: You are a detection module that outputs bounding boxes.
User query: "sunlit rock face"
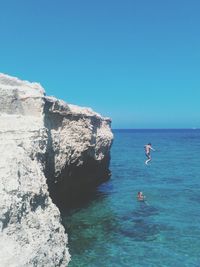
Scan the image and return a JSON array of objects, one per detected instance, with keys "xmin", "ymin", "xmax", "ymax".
[
  {"xmin": 0, "ymin": 73, "xmax": 113, "ymax": 266},
  {"xmin": 44, "ymin": 96, "xmax": 113, "ymax": 208}
]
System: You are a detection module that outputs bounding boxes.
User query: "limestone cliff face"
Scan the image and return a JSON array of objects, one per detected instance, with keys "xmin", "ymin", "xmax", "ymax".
[
  {"xmin": 0, "ymin": 73, "xmax": 113, "ymax": 266},
  {"xmin": 44, "ymin": 96, "xmax": 113, "ymax": 207}
]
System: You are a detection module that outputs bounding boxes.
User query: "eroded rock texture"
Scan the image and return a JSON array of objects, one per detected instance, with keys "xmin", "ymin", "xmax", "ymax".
[
  {"xmin": 44, "ymin": 96, "xmax": 113, "ymax": 207},
  {"xmin": 0, "ymin": 73, "xmax": 113, "ymax": 266}
]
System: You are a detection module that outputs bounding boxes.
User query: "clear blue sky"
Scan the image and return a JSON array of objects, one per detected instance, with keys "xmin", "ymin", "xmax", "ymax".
[{"xmin": 1, "ymin": 0, "xmax": 200, "ymax": 128}]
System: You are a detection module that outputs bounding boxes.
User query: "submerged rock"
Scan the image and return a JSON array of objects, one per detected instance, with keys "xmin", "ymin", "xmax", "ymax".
[{"xmin": 0, "ymin": 73, "xmax": 113, "ymax": 266}]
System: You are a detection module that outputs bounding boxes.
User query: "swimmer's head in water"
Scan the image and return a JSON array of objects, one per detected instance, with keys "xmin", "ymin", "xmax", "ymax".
[{"xmin": 148, "ymin": 143, "xmax": 151, "ymax": 146}]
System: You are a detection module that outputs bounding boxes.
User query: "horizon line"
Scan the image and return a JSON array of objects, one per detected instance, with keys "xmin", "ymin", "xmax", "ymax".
[{"xmin": 112, "ymin": 128, "xmax": 200, "ymax": 130}]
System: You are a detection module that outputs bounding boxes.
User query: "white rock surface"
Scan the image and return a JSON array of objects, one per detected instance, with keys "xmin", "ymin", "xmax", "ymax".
[
  {"xmin": 0, "ymin": 73, "xmax": 113, "ymax": 266},
  {"xmin": 44, "ymin": 97, "xmax": 113, "ymax": 181}
]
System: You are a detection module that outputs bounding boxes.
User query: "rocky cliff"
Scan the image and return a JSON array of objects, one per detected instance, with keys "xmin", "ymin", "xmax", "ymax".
[{"xmin": 0, "ymin": 73, "xmax": 113, "ymax": 266}]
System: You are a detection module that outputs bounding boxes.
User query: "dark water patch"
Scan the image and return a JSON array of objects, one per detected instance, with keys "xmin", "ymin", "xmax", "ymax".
[
  {"xmin": 181, "ymin": 134, "xmax": 200, "ymax": 141},
  {"xmin": 189, "ymin": 194, "xmax": 200, "ymax": 204},
  {"xmin": 98, "ymin": 181, "xmax": 116, "ymax": 194},
  {"xmin": 180, "ymin": 189, "xmax": 200, "ymax": 204},
  {"xmin": 129, "ymin": 204, "xmax": 160, "ymax": 218},
  {"xmin": 118, "ymin": 205, "xmax": 171, "ymax": 242},
  {"xmin": 119, "ymin": 221, "xmax": 161, "ymax": 241},
  {"xmin": 64, "ymin": 211, "xmax": 119, "ymax": 255},
  {"xmin": 60, "ymin": 189, "xmax": 109, "ymax": 215},
  {"xmin": 162, "ymin": 176, "xmax": 183, "ymax": 184}
]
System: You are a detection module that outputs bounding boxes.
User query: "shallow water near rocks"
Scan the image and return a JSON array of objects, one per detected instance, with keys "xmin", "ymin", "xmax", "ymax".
[{"xmin": 62, "ymin": 129, "xmax": 200, "ymax": 267}]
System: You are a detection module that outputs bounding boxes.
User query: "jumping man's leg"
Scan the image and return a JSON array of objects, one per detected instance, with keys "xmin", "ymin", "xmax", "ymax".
[{"xmin": 145, "ymin": 154, "xmax": 151, "ymax": 165}]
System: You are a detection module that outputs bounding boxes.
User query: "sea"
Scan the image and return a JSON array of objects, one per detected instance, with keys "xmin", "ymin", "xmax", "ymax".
[{"xmin": 62, "ymin": 129, "xmax": 200, "ymax": 267}]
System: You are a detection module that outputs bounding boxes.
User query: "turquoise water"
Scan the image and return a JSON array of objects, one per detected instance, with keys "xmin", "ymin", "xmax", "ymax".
[{"xmin": 63, "ymin": 129, "xmax": 200, "ymax": 267}]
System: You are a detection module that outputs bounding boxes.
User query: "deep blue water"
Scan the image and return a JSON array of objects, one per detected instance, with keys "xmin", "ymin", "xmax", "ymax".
[{"xmin": 63, "ymin": 129, "xmax": 200, "ymax": 267}]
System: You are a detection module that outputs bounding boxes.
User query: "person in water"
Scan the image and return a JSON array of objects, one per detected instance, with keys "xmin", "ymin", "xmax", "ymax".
[
  {"xmin": 137, "ymin": 191, "xmax": 145, "ymax": 201},
  {"xmin": 144, "ymin": 143, "xmax": 155, "ymax": 165}
]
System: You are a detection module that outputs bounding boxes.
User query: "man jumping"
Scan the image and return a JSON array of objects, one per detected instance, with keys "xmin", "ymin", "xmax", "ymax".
[{"xmin": 144, "ymin": 143, "xmax": 155, "ymax": 165}]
